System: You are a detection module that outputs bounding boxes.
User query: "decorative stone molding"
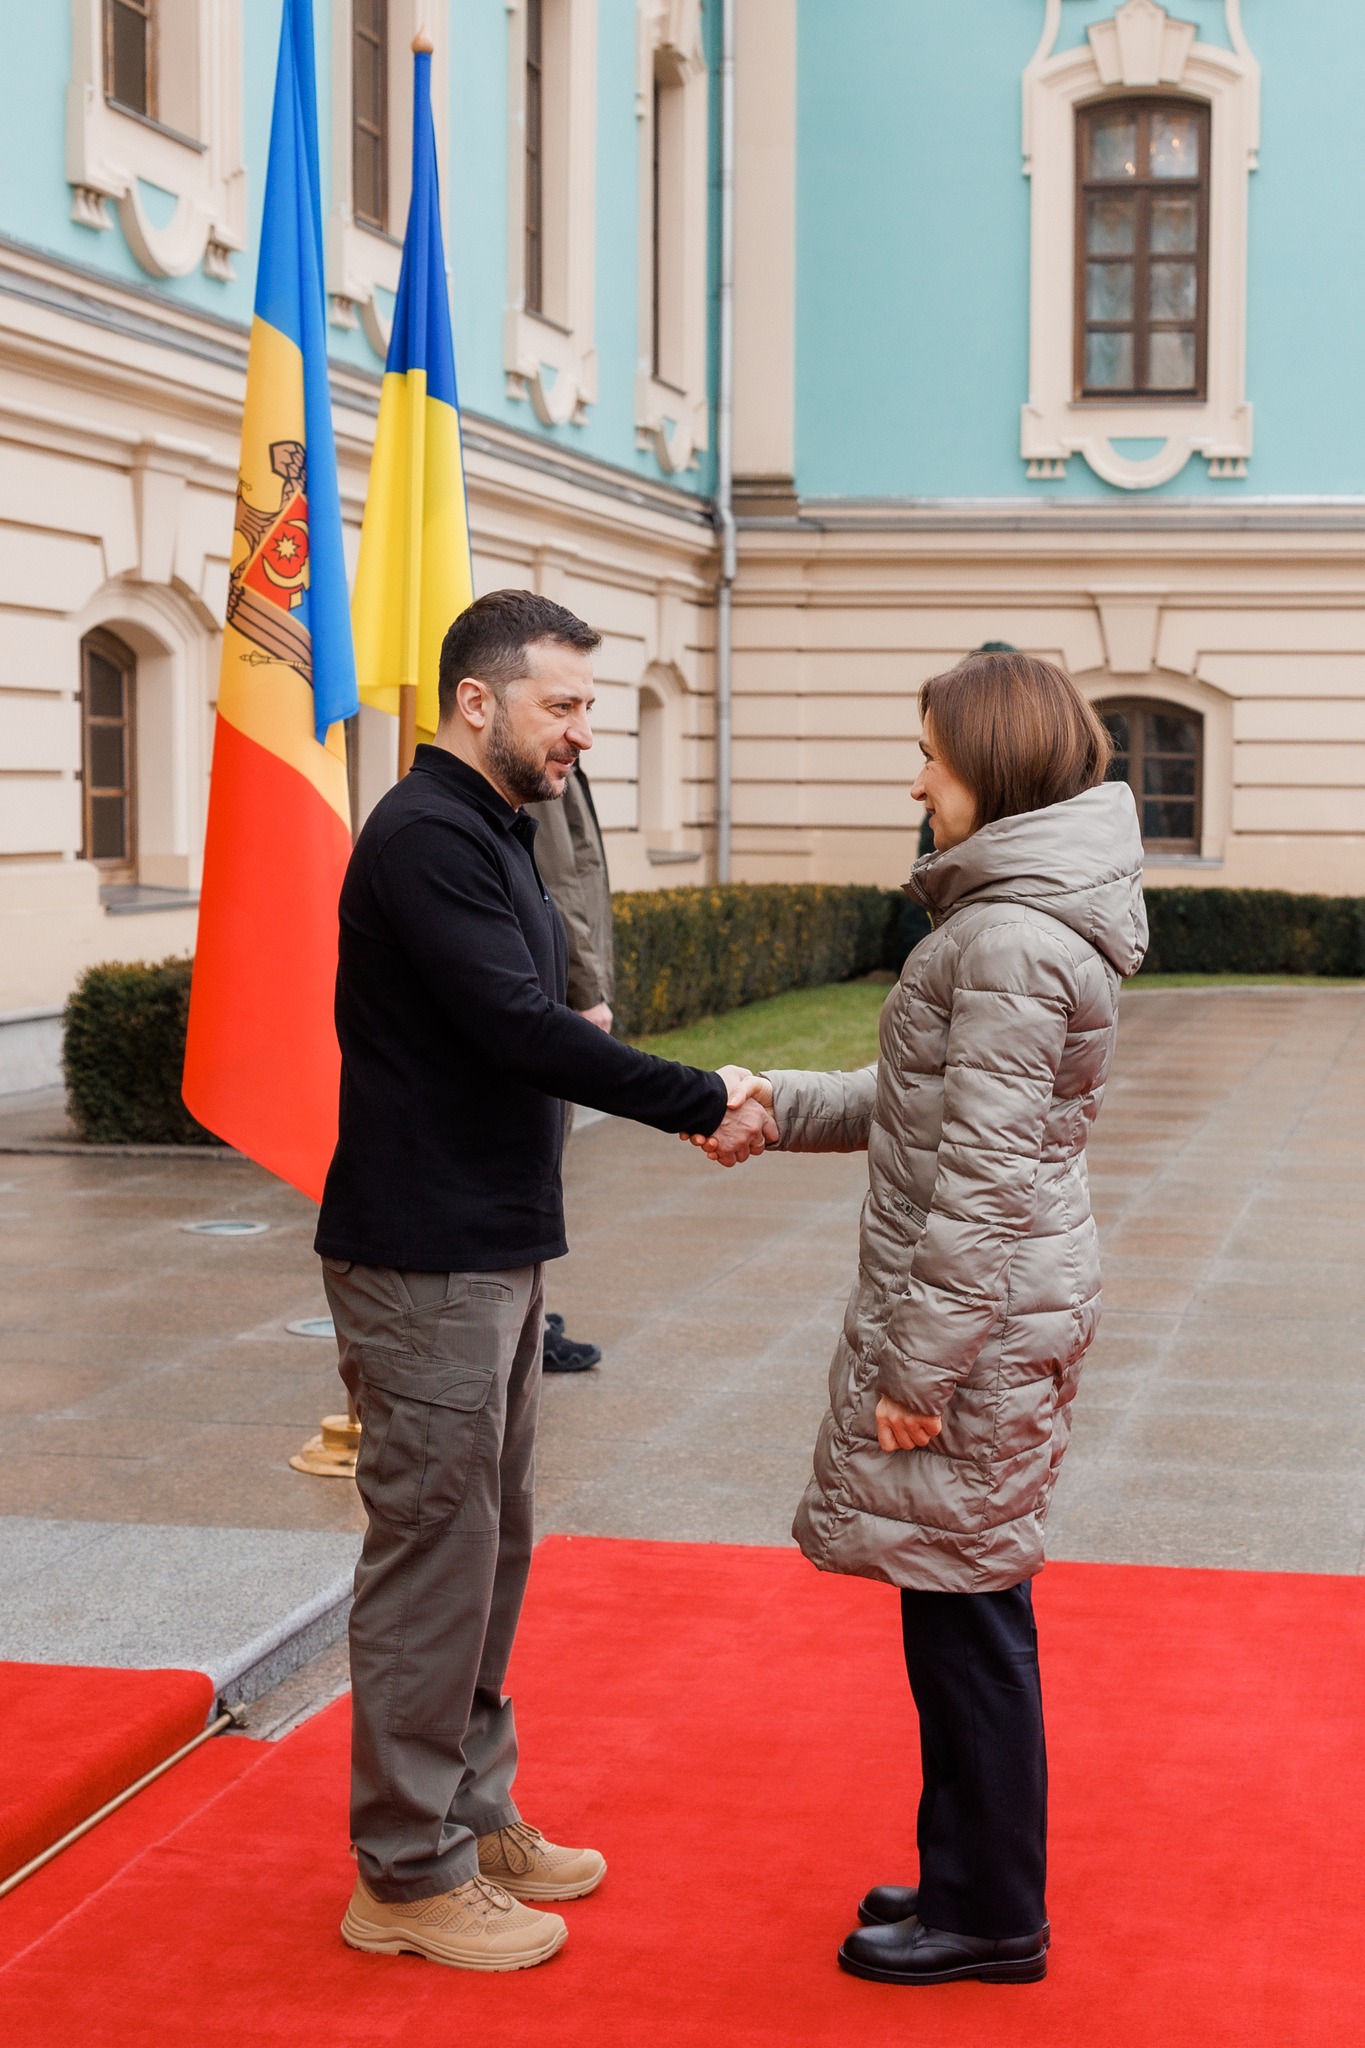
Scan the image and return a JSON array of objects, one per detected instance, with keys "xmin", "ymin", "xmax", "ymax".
[
  {"xmin": 326, "ymin": 2, "xmax": 450, "ymax": 356},
  {"xmin": 65, "ymin": 0, "xmax": 246, "ymax": 282},
  {"xmin": 633, "ymin": 0, "xmax": 709, "ymax": 473},
  {"xmin": 503, "ymin": 0, "xmax": 599, "ymax": 426},
  {"xmin": 1020, "ymin": 0, "xmax": 1259, "ymax": 490},
  {"xmin": 1092, "ymin": 590, "xmax": 1166, "ymax": 674}
]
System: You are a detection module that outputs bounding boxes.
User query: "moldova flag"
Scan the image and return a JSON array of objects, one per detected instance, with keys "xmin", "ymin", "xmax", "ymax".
[
  {"xmin": 351, "ymin": 34, "xmax": 474, "ymax": 750},
  {"xmin": 182, "ymin": 0, "xmax": 358, "ymax": 1201}
]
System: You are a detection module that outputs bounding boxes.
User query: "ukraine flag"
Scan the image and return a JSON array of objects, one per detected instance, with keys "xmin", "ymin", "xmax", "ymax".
[
  {"xmin": 183, "ymin": 0, "xmax": 358, "ymax": 1201},
  {"xmin": 351, "ymin": 34, "xmax": 474, "ymax": 750}
]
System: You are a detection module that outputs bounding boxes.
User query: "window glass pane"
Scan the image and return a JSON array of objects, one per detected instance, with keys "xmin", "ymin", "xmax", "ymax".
[
  {"xmin": 88, "ymin": 722, "xmax": 126, "ymax": 791},
  {"xmin": 1149, "ymin": 261, "xmax": 1196, "ymax": 321},
  {"xmin": 1149, "ymin": 109, "xmax": 1199, "ymax": 178},
  {"xmin": 1085, "ymin": 193, "xmax": 1136, "ymax": 255},
  {"xmin": 1085, "ymin": 330, "xmax": 1134, "ymax": 390},
  {"xmin": 1101, "ymin": 710, "xmax": 1129, "ymax": 757},
  {"xmin": 86, "ymin": 652, "xmax": 124, "ymax": 720},
  {"xmin": 108, "ymin": 2, "xmax": 149, "ymax": 115},
  {"xmin": 1147, "ymin": 711, "xmax": 1200, "ymax": 755},
  {"xmin": 89, "ymin": 795, "xmax": 127, "ymax": 862},
  {"xmin": 354, "ymin": 38, "xmax": 380, "ymax": 122},
  {"xmin": 1087, "ymin": 262, "xmax": 1134, "ymax": 322},
  {"xmin": 1144, "ymin": 755, "xmax": 1197, "ymax": 797},
  {"xmin": 1151, "ymin": 194, "xmax": 1198, "ymax": 254},
  {"xmin": 1148, "ymin": 329, "xmax": 1195, "ymax": 388},
  {"xmin": 1088, "ymin": 111, "xmax": 1137, "ymax": 178},
  {"xmin": 355, "ymin": 133, "xmax": 382, "ymax": 223},
  {"xmin": 1143, "ymin": 799, "xmax": 1196, "ymax": 843}
]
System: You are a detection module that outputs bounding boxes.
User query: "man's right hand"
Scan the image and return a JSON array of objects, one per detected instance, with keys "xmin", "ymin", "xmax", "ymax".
[{"xmin": 703, "ymin": 1096, "xmax": 779, "ymax": 1167}]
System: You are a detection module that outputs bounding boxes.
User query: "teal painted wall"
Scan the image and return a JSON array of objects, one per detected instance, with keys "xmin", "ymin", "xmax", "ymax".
[
  {"xmin": 793, "ymin": 0, "xmax": 1365, "ymax": 501},
  {"xmin": 0, "ymin": 0, "xmax": 711, "ymax": 494}
]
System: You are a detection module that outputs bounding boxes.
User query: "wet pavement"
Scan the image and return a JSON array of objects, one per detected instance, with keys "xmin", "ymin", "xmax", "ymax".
[{"xmin": 1, "ymin": 986, "xmax": 1362, "ymax": 1676}]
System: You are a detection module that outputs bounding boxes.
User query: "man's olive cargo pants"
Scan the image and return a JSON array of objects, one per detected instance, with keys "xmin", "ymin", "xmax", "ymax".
[{"xmin": 322, "ymin": 1257, "xmax": 544, "ymax": 1903}]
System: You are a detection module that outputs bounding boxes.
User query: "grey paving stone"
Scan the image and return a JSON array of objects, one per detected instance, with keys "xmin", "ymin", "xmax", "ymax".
[{"xmin": 0, "ymin": 1516, "xmax": 359, "ymax": 1685}]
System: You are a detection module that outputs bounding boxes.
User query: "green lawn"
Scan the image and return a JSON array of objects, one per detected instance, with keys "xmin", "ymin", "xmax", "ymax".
[
  {"xmin": 1126, "ymin": 973, "xmax": 1365, "ymax": 988},
  {"xmin": 631, "ymin": 971, "xmax": 1363, "ymax": 1072},
  {"xmin": 632, "ymin": 978, "xmax": 890, "ymax": 1072}
]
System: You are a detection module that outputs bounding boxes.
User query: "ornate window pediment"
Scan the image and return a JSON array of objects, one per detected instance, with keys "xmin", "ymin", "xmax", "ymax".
[
  {"xmin": 1021, "ymin": 0, "xmax": 1259, "ymax": 490},
  {"xmin": 66, "ymin": 0, "xmax": 246, "ymax": 281}
]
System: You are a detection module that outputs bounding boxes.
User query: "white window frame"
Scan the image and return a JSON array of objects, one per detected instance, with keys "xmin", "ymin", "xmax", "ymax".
[
  {"xmin": 634, "ymin": 0, "xmax": 709, "ymax": 473},
  {"xmin": 503, "ymin": 0, "xmax": 599, "ymax": 427},
  {"xmin": 326, "ymin": 2, "xmax": 450, "ymax": 357},
  {"xmin": 1020, "ymin": 0, "xmax": 1259, "ymax": 490},
  {"xmin": 66, "ymin": 0, "xmax": 246, "ymax": 280}
]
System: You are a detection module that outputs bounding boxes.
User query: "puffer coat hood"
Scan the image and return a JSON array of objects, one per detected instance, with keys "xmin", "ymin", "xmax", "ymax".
[
  {"xmin": 768, "ymin": 780, "xmax": 1146, "ymax": 1594},
  {"xmin": 908, "ymin": 780, "xmax": 1148, "ymax": 978}
]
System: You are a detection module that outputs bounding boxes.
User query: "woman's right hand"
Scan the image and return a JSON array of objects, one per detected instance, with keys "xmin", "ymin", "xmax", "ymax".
[{"xmin": 875, "ymin": 1394, "xmax": 942, "ymax": 1452}]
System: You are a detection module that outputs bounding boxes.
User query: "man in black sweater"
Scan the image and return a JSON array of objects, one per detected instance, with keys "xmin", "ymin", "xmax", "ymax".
[{"xmin": 317, "ymin": 589, "xmax": 770, "ymax": 1973}]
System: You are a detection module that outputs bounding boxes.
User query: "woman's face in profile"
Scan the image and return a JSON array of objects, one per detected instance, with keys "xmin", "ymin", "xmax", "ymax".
[{"xmin": 911, "ymin": 718, "xmax": 977, "ymax": 851}]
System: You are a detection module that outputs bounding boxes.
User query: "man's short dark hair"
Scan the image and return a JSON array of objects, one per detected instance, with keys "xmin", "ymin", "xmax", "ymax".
[{"xmin": 438, "ymin": 589, "xmax": 601, "ymax": 719}]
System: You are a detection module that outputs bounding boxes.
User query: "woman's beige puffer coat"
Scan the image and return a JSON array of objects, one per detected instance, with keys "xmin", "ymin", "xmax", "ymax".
[{"xmin": 769, "ymin": 781, "xmax": 1147, "ymax": 1594}]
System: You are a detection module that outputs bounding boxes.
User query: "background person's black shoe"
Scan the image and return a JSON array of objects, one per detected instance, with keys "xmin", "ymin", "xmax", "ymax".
[
  {"xmin": 542, "ymin": 1316, "xmax": 602, "ymax": 1372},
  {"xmin": 838, "ymin": 1917, "xmax": 1048, "ymax": 1986},
  {"xmin": 858, "ymin": 1885, "xmax": 919, "ymax": 1926}
]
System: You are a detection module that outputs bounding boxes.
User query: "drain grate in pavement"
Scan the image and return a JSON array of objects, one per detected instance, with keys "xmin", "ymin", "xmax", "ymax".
[{"xmin": 181, "ymin": 1220, "xmax": 269, "ymax": 1237}]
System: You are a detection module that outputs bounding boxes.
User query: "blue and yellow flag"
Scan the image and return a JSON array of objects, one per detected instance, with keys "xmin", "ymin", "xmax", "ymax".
[
  {"xmin": 352, "ymin": 38, "xmax": 473, "ymax": 744},
  {"xmin": 184, "ymin": 0, "xmax": 358, "ymax": 1202}
]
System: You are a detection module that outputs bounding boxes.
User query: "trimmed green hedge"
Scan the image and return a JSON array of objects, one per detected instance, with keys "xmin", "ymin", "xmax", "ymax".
[
  {"xmin": 1142, "ymin": 889, "xmax": 1365, "ymax": 977},
  {"xmin": 59, "ymin": 887, "xmax": 1365, "ymax": 1145},
  {"xmin": 63, "ymin": 957, "xmax": 220, "ymax": 1146},
  {"xmin": 611, "ymin": 883, "xmax": 908, "ymax": 1037}
]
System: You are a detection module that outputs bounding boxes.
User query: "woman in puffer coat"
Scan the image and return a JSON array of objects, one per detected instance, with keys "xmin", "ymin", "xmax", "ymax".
[{"xmin": 706, "ymin": 652, "xmax": 1146, "ymax": 1988}]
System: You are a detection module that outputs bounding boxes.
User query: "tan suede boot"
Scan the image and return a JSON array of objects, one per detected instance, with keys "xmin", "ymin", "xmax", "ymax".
[
  {"xmin": 477, "ymin": 1820, "xmax": 607, "ymax": 1901},
  {"xmin": 341, "ymin": 1872, "xmax": 567, "ymax": 1970}
]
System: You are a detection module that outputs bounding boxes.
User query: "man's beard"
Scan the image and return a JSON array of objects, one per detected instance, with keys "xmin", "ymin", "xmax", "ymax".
[{"xmin": 486, "ymin": 703, "xmax": 576, "ymax": 805}]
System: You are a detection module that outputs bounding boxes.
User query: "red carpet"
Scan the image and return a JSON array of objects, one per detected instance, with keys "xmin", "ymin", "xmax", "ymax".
[
  {"xmin": 0, "ymin": 1539, "xmax": 1360, "ymax": 2047},
  {"xmin": 0, "ymin": 1664, "xmax": 214, "ymax": 1884}
]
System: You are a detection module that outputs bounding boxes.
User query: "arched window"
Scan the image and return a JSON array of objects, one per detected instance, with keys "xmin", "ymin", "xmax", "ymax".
[
  {"xmin": 1099, "ymin": 698, "xmax": 1202, "ymax": 855},
  {"xmin": 1076, "ymin": 97, "xmax": 1209, "ymax": 399},
  {"xmin": 80, "ymin": 630, "xmax": 137, "ymax": 880}
]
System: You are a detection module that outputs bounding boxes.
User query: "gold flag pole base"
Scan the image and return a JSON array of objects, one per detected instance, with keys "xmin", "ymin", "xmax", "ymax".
[{"xmin": 290, "ymin": 1412, "xmax": 361, "ymax": 1479}]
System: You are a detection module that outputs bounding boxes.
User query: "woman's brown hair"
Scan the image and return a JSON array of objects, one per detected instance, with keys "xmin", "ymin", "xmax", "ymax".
[{"xmin": 918, "ymin": 651, "xmax": 1112, "ymax": 828}]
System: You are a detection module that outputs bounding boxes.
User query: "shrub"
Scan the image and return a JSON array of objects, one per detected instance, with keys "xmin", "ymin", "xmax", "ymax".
[
  {"xmin": 1141, "ymin": 889, "xmax": 1365, "ymax": 977},
  {"xmin": 611, "ymin": 883, "xmax": 905, "ymax": 1037},
  {"xmin": 63, "ymin": 958, "xmax": 220, "ymax": 1146}
]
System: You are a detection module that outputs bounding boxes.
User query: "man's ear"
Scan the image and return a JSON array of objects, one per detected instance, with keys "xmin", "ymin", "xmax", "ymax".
[{"xmin": 455, "ymin": 676, "xmax": 492, "ymax": 730}]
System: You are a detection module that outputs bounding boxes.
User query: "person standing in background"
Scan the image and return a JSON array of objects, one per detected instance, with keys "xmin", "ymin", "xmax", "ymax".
[{"xmin": 525, "ymin": 764, "xmax": 615, "ymax": 1374}]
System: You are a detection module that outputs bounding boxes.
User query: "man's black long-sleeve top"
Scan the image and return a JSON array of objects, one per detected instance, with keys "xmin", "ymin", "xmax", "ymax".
[{"xmin": 315, "ymin": 746, "xmax": 726, "ymax": 1271}]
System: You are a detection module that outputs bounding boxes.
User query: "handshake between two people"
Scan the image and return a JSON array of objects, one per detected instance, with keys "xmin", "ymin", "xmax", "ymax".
[{"xmin": 682, "ymin": 1066, "xmax": 779, "ymax": 1168}]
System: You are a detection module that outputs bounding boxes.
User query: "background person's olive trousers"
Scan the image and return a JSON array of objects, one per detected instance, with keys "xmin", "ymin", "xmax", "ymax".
[{"xmin": 322, "ymin": 1257, "xmax": 545, "ymax": 1903}]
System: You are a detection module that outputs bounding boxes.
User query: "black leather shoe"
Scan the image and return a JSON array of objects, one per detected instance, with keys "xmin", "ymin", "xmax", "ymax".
[
  {"xmin": 838, "ymin": 1917, "xmax": 1048, "ymax": 1986},
  {"xmin": 542, "ymin": 1325, "xmax": 602, "ymax": 1372},
  {"xmin": 858, "ymin": 1887, "xmax": 1051, "ymax": 1946},
  {"xmin": 858, "ymin": 1885, "xmax": 919, "ymax": 1926}
]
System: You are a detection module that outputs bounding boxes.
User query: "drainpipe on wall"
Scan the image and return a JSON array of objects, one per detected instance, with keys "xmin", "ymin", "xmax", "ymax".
[{"xmin": 713, "ymin": 0, "xmax": 736, "ymax": 884}]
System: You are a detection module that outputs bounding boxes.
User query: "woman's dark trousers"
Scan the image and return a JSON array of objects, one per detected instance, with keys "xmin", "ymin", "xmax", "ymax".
[{"xmin": 899, "ymin": 1579, "xmax": 1047, "ymax": 1940}]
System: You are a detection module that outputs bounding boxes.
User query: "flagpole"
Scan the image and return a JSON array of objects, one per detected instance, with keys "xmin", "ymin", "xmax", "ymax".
[
  {"xmin": 395, "ymin": 26, "xmax": 433, "ymax": 783},
  {"xmin": 398, "ymin": 682, "xmax": 418, "ymax": 775}
]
